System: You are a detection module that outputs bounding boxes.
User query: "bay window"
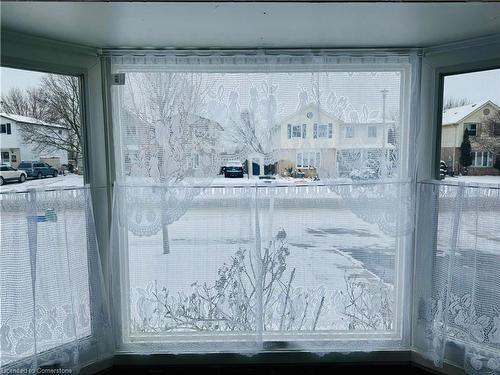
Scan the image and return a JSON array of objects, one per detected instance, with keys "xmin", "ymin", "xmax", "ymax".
[{"xmin": 0, "ymin": 19, "xmax": 498, "ymax": 374}]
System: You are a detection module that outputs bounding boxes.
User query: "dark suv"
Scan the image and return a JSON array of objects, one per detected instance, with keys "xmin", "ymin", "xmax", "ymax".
[
  {"xmin": 18, "ymin": 161, "xmax": 58, "ymax": 179},
  {"xmin": 224, "ymin": 165, "xmax": 244, "ymax": 178}
]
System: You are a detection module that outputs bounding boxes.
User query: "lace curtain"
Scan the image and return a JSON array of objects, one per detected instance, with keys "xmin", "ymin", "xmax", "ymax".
[
  {"xmin": 414, "ymin": 181, "xmax": 500, "ymax": 374},
  {"xmin": 109, "ymin": 51, "xmax": 418, "ymax": 354},
  {"xmin": 0, "ymin": 188, "xmax": 112, "ymax": 373}
]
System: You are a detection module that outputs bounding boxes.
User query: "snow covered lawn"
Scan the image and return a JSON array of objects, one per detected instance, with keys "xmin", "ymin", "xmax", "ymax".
[
  {"xmin": 444, "ymin": 175, "xmax": 500, "ymax": 185},
  {"xmin": 0, "ymin": 173, "xmax": 84, "ymax": 193}
]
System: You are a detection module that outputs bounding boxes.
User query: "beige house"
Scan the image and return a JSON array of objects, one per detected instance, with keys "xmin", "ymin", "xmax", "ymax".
[
  {"xmin": 271, "ymin": 104, "xmax": 396, "ymax": 178},
  {"xmin": 441, "ymin": 100, "xmax": 500, "ymax": 175}
]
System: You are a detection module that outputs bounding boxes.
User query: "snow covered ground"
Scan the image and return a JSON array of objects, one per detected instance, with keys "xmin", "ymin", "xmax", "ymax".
[
  {"xmin": 2, "ymin": 174, "xmax": 497, "ymax": 194},
  {"xmin": 0, "ymin": 173, "xmax": 84, "ymax": 193},
  {"xmin": 124, "ymin": 190, "xmax": 402, "ymax": 334},
  {"xmin": 444, "ymin": 175, "xmax": 500, "ymax": 185}
]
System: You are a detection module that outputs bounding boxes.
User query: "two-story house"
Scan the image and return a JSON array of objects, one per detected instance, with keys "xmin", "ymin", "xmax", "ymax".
[
  {"xmin": 120, "ymin": 110, "xmax": 223, "ymax": 179},
  {"xmin": 271, "ymin": 104, "xmax": 396, "ymax": 178},
  {"xmin": 441, "ymin": 100, "xmax": 500, "ymax": 175},
  {"xmin": 0, "ymin": 113, "xmax": 68, "ymax": 168}
]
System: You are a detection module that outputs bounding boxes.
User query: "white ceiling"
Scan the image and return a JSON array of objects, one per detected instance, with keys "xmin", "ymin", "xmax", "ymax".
[{"xmin": 1, "ymin": 2, "xmax": 500, "ymax": 49}]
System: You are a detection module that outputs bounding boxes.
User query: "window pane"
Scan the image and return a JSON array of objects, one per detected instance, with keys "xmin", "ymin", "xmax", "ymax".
[
  {"xmin": 441, "ymin": 68, "xmax": 500, "ymax": 179},
  {"xmin": 111, "ymin": 54, "xmax": 413, "ymax": 350},
  {"xmin": 0, "ymin": 67, "xmax": 93, "ymax": 364}
]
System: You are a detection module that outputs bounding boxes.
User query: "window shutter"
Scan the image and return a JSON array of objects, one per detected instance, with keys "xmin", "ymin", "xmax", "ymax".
[
  {"xmin": 328, "ymin": 123, "xmax": 333, "ymax": 138},
  {"xmin": 6, "ymin": 123, "xmax": 11, "ymax": 134},
  {"xmin": 302, "ymin": 124, "xmax": 307, "ymax": 138},
  {"xmin": 313, "ymin": 123, "xmax": 318, "ymax": 139},
  {"xmin": 287, "ymin": 124, "xmax": 292, "ymax": 139}
]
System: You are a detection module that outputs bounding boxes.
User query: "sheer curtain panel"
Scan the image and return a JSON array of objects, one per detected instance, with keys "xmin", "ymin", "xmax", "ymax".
[
  {"xmin": 109, "ymin": 51, "xmax": 420, "ymax": 354},
  {"xmin": 0, "ymin": 188, "xmax": 113, "ymax": 373},
  {"xmin": 414, "ymin": 181, "xmax": 500, "ymax": 374}
]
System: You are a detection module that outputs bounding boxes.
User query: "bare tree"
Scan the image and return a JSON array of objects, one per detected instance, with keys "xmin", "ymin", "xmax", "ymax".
[
  {"xmin": 225, "ymin": 84, "xmax": 277, "ymax": 169},
  {"xmin": 230, "ymin": 110, "xmax": 268, "ymax": 156},
  {"xmin": 123, "ymin": 72, "xmax": 216, "ymax": 254},
  {"xmin": 1, "ymin": 87, "xmax": 52, "ymax": 122},
  {"xmin": 126, "ymin": 72, "xmax": 214, "ymax": 181},
  {"xmin": 443, "ymin": 97, "xmax": 473, "ymax": 110}
]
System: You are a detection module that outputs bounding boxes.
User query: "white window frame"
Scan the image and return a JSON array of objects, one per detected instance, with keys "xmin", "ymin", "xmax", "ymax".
[
  {"xmin": 471, "ymin": 151, "xmax": 493, "ymax": 167},
  {"xmin": 109, "ymin": 51, "xmax": 415, "ymax": 354},
  {"xmin": 0, "ymin": 30, "xmax": 112, "ymax": 373},
  {"xmin": 418, "ymin": 34, "xmax": 500, "ymax": 372},
  {"xmin": 315, "ymin": 124, "xmax": 331, "ymax": 138},
  {"xmin": 345, "ymin": 126, "xmax": 355, "ymax": 138},
  {"xmin": 368, "ymin": 126, "xmax": 377, "ymax": 138},
  {"xmin": 292, "ymin": 124, "xmax": 302, "ymax": 138},
  {"xmin": 296, "ymin": 151, "xmax": 321, "ymax": 168}
]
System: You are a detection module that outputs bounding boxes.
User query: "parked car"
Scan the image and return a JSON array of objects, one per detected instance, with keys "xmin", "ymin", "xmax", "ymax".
[
  {"xmin": 18, "ymin": 161, "xmax": 59, "ymax": 179},
  {"xmin": 0, "ymin": 165, "xmax": 27, "ymax": 185},
  {"xmin": 224, "ymin": 165, "xmax": 244, "ymax": 178},
  {"xmin": 439, "ymin": 160, "xmax": 448, "ymax": 179}
]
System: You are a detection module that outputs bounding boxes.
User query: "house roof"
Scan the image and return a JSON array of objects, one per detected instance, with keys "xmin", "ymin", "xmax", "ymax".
[
  {"xmin": 0, "ymin": 113, "xmax": 67, "ymax": 129},
  {"xmin": 442, "ymin": 100, "xmax": 500, "ymax": 126}
]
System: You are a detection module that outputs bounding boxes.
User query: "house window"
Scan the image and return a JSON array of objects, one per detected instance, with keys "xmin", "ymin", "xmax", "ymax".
[
  {"xmin": 297, "ymin": 151, "xmax": 321, "ymax": 168},
  {"xmin": 345, "ymin": 126, "xmax": 355, "ymax": 138},
  {"xmin": 291, "ymin": 124, "xmax": 303, "ymax": 138},
  {"xmin": 1, "ymin": 123, "xmax": 12, "ymax": 134},
  {"xmin": 493, "ymin": 122, "xmax": 500, "ymax": 136},
  {"xmin": 193, "ymin": 153, "xmax": 200, "ymax": 169},
  {"xmin": 368, "ymin": 126, "xmax": 377, "ymax": 138},
  {"xmin": 1, "ymin": 151, "xmax": 9, "ymax": 163},
  {"xmin": 465, "ymin": 123, "xmax": 478, "ymax": 136},
  {"xmin": 0, "ymin": 67, "xmax": 100, "ymax": 370},
  {"xmin": 471, "ymin": 151, "xmax": 493, "ymax": 167},
  {"xmin": 314, "ymin": 124, "xmax": 333, "ymax": 139}
]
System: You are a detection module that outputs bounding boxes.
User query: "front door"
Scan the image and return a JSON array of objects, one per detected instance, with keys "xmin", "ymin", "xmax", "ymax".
[{"xmin": 252, "ymin": 160, "xmax": 260, "ymax": 176}]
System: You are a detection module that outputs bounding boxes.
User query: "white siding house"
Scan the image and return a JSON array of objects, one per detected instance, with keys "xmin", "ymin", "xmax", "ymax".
[{"xmin": 0, "ymin": 113, "xmax": 68, "ymax": 168}]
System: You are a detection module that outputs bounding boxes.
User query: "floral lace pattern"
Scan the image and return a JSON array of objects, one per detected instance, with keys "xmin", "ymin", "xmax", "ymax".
[
  {"xmin": 415, "ymin": 182, "xmax": 500, "ymax": 374},
  {"xmin": 0, "ymin": 188, "xmax": 111, "ymax": 370}
]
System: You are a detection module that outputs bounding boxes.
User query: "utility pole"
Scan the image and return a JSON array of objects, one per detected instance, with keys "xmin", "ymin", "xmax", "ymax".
[{"xmin": 381, "ymin": 89, "xmax": 388, "ymax": 176}]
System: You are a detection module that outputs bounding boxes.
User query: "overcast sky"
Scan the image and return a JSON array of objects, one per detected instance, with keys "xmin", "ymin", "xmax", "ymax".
[
  {"xmin": 443, "ymin": 68, "xmax": 500, "ymax": 105},
  {"xmin": 2, "ymin": 66, "xmax": 500, "ymax": 107}
]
